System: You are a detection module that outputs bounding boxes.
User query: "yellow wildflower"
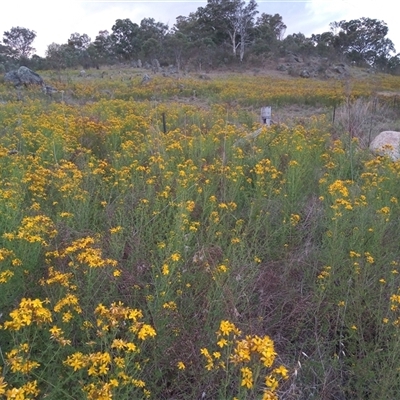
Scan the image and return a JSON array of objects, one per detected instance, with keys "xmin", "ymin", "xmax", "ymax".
[
  {"xmin": 240, "ymin": 367, "xmax": 253, "ymax": 389},
  {"xmin": 138, "ymin": 324, "xmax": 156, "ymax": 340},
  {"xmin": 177, "ymin": 361, "xmax": 186, "ymax": 370}
]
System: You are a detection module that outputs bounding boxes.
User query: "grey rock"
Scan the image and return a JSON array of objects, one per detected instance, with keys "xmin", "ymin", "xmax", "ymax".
[
  {"xmin": 286, "ymin": 53, "xmax": 302, "ymax": 63},
  {"xmin": 43, "ymin": 85, "xmax": 58, "ymax": 96},
  {"xmin": 141, "ymin": 74, "xmax": 151, "ymax": 84},
  {"xmin": 333, "ymin": 64, "xmax": 346, "ymax": 74},
  {"xmin": 4, "ymin": 66, "xmax": 44, "ymax": 87},
  {"xmin": 300, "ymin": 69, "xmax": 310, "ymax": 78},
  {"xmin": 277, "ymin": 64, "xmax": 288, "ymax": 71},
  {"xmin": 4, "ymin": 70, "xmax": 19, "ymax": 85},
  {"xmin": 152, "ymin": 59, "xmax": 160, "ymax": 73},
  {"xmin": 370, "ymin": 131, "xmax": 400, "ymax": 161},
  {"xmin": 167, "ymin": 65, "xmax": 178, "ymax": 74}
]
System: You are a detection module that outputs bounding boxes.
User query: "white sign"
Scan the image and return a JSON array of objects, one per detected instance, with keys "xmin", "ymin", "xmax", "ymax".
[{"xmin": 260, "ymin": 107, "xmax": 271, "ymax": 126}]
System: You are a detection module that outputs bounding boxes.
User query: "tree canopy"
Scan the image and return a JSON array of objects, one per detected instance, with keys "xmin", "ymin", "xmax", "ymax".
[
  {"xmin": 330, "ymin": 17, "xmax": 395, "ymax": 65},
  {"xmin": 1, "ymin": 1, "xmax": 399, "ymax": 74},
  {"xmin": 2, "ymin": 26, "xmax": 36, "ymax": 59}
]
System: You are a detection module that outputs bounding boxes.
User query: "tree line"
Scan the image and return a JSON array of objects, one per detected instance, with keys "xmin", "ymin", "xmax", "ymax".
[{"xmin": 1, "ymin": 0, "xmax": 399, "ymax": 74}]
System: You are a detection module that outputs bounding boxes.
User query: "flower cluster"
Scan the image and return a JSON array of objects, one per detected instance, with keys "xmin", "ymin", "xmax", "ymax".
[{"xmin": 201, "ymin": 320, "xmax": 288, "ymax": 398}]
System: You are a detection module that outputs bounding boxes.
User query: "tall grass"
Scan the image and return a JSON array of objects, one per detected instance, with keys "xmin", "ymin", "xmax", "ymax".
[{"xmin": 0, "ymin": 69, "xmax": 400, "ymax": 399}]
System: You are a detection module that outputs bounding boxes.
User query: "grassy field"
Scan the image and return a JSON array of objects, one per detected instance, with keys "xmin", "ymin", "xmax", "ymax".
[{"xmin": 1, "ymin": 66, "xmax": 400, "ymax": 399}]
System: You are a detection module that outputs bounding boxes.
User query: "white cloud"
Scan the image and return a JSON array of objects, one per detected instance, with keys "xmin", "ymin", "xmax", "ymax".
[
  {"xmin": 304, "ymin": 0, "xmax": 400, "ymax": 52},
  {"xmin": 2, "ymin": 1, "xmax": 205, "ymax": 56}
]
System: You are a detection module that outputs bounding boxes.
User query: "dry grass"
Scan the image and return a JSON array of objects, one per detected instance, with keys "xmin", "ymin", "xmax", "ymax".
[{"xmin": 332, "ymin": 97, "xmax": 400, "ymax": 147}]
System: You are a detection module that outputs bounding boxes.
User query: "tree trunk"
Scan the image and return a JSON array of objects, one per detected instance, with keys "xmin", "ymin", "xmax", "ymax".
[
  {"xmin": 228, "ymin": 30, "xmax": 237, "ymax": 57},
  {"xmin": 239, "ymin": 26, "xmax": 245, "ymax": 62}
]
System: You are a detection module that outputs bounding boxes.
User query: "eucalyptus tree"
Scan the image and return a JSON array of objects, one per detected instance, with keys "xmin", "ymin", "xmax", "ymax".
[
  {"xmin": 46, "ymin": 42, "xmax": 75, "ymax": 69},
  {"xmin": 0, "ymin": 43, "xmax": 11, "ymax": 62},
  {"xmin": 2, "ymin": 26, "xmax": 36, "ymax": 59},
  {"xmin": 195, "ymin": 0, "xmax": 258, "ymax": 61},
  {"xmin": 173, "ymin": 14, "xmax": 217, "ymax": 68},
  {"xmin": 139, "ymin": 18, "xmax": 169, "ymax": 62},
  {"xmin": 68, "ymin": 33, "xmax": 92, "ymax": 67},
  {"xmin": 164, "ymin": 31, "xmax": 190, "ymax": 71},
  {"xmin": 93, "ymin": 30, "xmax": 115, "ymax": 65},
  {"xmin": 310, "ymin": 31, "xmax": 335, "ymax": 57},
  {"xmin": 280, "ymin": 32, "xmax": 314, "ymax": 56},
  {"xmin": 111, "ymin": 18, "xmax": 141, "ymax": 60},
  {"xmin": 236, "ymin": 0, "xmax": 258, "ymax": 61},
  {"xmin": 252, "ymin": 13, "xmax": 286, "ymax": 55},
  {"xmin": 330, "ymin": 18, "xmax": 395, "ymax": 66},
  {"xmin": 139, "ymin": 18, "xmax": 168, "ymax": 43}
]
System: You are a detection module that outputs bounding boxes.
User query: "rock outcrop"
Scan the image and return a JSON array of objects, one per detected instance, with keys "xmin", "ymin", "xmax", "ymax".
[
  {"xmin": 4, "ymin": 66, "xmax": 44, "ymax": 87},
  {"xmin": 276, "ymin": 54, "xmax": 349, "ymax": 79}
]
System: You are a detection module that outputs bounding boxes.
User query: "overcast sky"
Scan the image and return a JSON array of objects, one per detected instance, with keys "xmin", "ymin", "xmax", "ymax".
[{"xmin": 1, "ymin": 0, "xmax": 398, "ymax": 58}]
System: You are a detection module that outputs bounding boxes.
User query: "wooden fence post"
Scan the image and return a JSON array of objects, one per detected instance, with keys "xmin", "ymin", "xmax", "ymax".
[{"xmin": 162, "ymin": 113, "xmax": 167, "ymax": 134}]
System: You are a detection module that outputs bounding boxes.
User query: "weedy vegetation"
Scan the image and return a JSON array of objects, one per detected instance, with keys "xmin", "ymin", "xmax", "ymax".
[{"xmin": 1, "ymin": 67, "xmax": 400, "ymax": 399}]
